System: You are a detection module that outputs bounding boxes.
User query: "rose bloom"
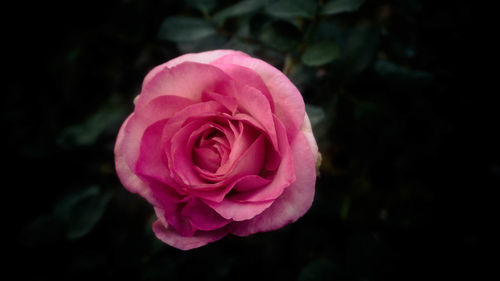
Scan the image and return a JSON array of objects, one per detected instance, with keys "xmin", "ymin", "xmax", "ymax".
[{"xmin": 115, "ymin": 50, "xmax": 318, "ymax": 250}]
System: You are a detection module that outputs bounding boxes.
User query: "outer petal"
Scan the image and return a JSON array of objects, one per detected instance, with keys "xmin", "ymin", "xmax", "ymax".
[
  {"xmin": 135, "ymin": 120, "xmax": 175, "ymax": 186},
  {"xmin": 143, "ymin": 50, "xmax": 247, "ymax": 87},
  {"xmin": 122, "ymin": 95, "xmax": 195, "ymax": 178},
  {"xmin": 114, "ymin": 115, "xmax": 158, "ymax": 205},
  {"xmin": 205, "ymin": 199, "xmax": 274, "ymax": 221},
  {"xmin": 229, "ymin": 131, "xmax": 317, "ymax": 236},
  {"xmin": 301, "ymin": 113, "xmax": 319, "ymax": 163},
  {"xmin": 181, "ymin": 198, "xmax": 231, "ymax": 231},
  {"xmin": 153, "ymin": 220, "xmax": 228, "ymax": 251},
  {"xmin": 203, "ymin": 175, "xmax": 274, "ymax": 221},
  {"xmin": 211, "ymin": 63, "xmax": 275, "ymax": 112},
  {"xmin": 212, "ymin": 53, "xmax": 305, "ymax": 140},
  {"xmin": 136, "ymin": 62, "xmax": 232, "ymax": 109}
]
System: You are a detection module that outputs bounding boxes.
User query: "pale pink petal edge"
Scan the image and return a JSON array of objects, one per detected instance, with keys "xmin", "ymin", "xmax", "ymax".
[
  {"xmin": 115, "ymin": 115, "xmax": 159, "ymax": 206},
  {"xmin": 142, "ymin": 50, "xmax": 248, "ymax": 89}
]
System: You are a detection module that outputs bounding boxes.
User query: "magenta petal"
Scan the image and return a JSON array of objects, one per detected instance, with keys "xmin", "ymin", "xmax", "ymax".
[
  {"xmin": 122, "ymin": 95, "xmax": 194, "ymax": 176},
  {"xmin": 232, "ymin": 174, "xmax": 272, "ymax": 192},
  {"xmin": 193, "ymin": 146, "xmax": 220, "ymax": 173},
  {"xmin": 229, "ymin": 131, "xmax": 317, "ymax": 236},
  {"xmin": 155, "ymin": 205, "xmax": 196, "ymax": 237},
  {"xmin": 228, "ymin": 116, "xmax": 295, "ymax": 202},
  {"xmin": 135, "ymin": 120, "xmax": 172, "ymax": 184},
  {"xmin": 181, "ymin": 198, "xmax": 231, "ymax": 231},
  {"xmin": 212, "ymin": 53, "xmax": 305, "ymax": 140},
  {"xmin": 136, "ymin": 62, "xmax": 232, "ymax": 109},
  {"xmin": 204, "ymin": 198, "xmax": 274, "ymax": 221},
  {"xmin": 227, "ymin": 134, "xmax": 266, "ymax": 177},
  {"xmin": 153, "ymin": 220, "xmax": 228, "ymax": 251}
]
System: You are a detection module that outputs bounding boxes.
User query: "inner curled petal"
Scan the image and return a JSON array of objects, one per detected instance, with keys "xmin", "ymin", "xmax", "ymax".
[
  {"xmin": 193, "ymin": 146, "xmax": 221, "ymax": 173},
  {"xmin": 192, "ymin": 130, "xmax": 226, "ymax": 173}
]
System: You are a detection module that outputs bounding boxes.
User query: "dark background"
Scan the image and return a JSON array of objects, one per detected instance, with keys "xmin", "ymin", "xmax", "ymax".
[{"xmin": 6, "ymin": 0, "xmax": 493, "ymax": 280}]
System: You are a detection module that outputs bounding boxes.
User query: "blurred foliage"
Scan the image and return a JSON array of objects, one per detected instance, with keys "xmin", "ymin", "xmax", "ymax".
[{"xmin": 5, "ymin": 0, "xmax": 492, "ymax": 280}]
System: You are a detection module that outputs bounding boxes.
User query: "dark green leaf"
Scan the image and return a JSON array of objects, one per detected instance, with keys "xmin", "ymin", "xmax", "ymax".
[
  {"xmin": 299, "ymin": 259, "xmax": 338, "ymax": 281},
  {"xmin": 57, "ymin": 96, "xmax": 126, "ymax": 147},
  {"xmin": 266, "ymin": 0, "xmax": 317, "ymax": 19},
  {"xmin": 342, "ymin": 26, "xmax": 380, "ymax": 77},
  {"xmin": 158, "ymin": 17, "xmax": 216, "ymax": 42},
  {"xmin": 65, "ymin": 186, "xmax": 112, "ymax": 240},
  {"xmin": 301, "ymin": 41, "xmax": 340, "ymax": 66},
  {"xmin": 305, "ymin": 104, "xmax": 326, "ymax": 128},
  {"xmin": 224, "ymin": 37, "xmax": 260, "ymax": 55},
  {"xmin": 321, "ymin": 0, "xmax": 365, "ymax": 15},
  {"xmin": 20, "ymin": 215, "xmax": 64, "ymax": 248},
  {"xmin": 213, "ymin": 0, "xmax": 266, "ymax": 25},
  {"xmin": 176, "ymin": 33, "xmax": 227, "ymax": 53},
  {"xmin": 257, "ymin": 21, "xmax": 301, "ymax": 51},
  {"xmin": 375, "ymin": 60, "xmax": 433, "ymax": 89},
  {"xmin": 185, "ymin": 0, "xmax": 218, "ymax": 13},
  {"xmin": 54, "ymin": 186, "xmax": 100, "ymax": 221}
]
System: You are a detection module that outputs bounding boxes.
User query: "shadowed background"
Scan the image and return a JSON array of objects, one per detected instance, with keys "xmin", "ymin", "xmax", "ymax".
[{"xmin": 6, "ymin": 0, "xmax": 492, "ymax": 280}]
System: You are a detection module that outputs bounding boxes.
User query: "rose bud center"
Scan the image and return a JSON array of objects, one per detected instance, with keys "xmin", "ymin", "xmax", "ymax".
[{"xmin": 192, "ymin": 128, "xmax": 228, "ymax": 173}]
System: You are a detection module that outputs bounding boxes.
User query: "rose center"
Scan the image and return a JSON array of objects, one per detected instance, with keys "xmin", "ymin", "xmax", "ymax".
[{"xmin": 192, "ymin": 130, "xmax": 226, "ymax": 173}]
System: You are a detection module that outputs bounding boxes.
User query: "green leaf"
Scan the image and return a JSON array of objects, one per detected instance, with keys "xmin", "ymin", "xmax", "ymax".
[
  {"xmin": 57, "ymin": 96, "xmax": 126, "ymax": 147},
  {"xmin": 213, "ymin": 0, "xmax": 266, "ymax": 25},
  {"xmin": 321, "ymin": 0, "xmax": 365, "ymax": 15},
  {"xmin": 305, "ymin": 104, "xmax": 326, "ymax": 128},
  {"xmin": 375, "ymin": 60, "xmax": 433, "ymax": 89},
  {"xmin": 158, "ymin": 17, "xmax": 216, "ymax": 42},
  {"xmin": 266, "ymin": 0, "xmax": 317, "ymax": 19},
  {"xmin": 20, "ymin": 215, "xmax": 64, "ymax": 248},
  {"xmin": 185, "ymin": 0, "xmax": 218, "ymax": 13},
  {"xmin": 176, "ymin": 33, "xmax": 227, "ymax": 53},
  {"xmin": 55, "ymin": 186, "xmax": 112, "ymax": 240},
  {"xmin": 54, "ymin": 186, "xmax": 100, "ymax": 221},
  {"xmin": 299, "ymin": 259, "xmax": 338, "ymax": 281},
  {"xmin": 257, "ymin": 21, "xmax": 301, "ymax": 51},
  {"xmin": 342, "ymin": 26, "xmax": 380, "ymax": 77},
  {"xmin": 301, "ymin": 41, "xmax": 340, "ymax": 66}
]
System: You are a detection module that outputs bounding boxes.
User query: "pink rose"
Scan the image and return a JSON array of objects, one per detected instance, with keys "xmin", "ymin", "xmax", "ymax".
[{"xmin": 114, "ymin": 50, "xmax": 319, "ymax": 250}]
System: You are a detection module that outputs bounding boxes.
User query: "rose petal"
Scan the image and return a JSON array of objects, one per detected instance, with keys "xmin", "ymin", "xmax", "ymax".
[
  {"xmin": 153, "ymin": 220, "xmax": 228, "ymax": 251},
  {"xmin": 143, "ymin": 50, "xmax": 247, "ymax": 88},
  {"xmin": 204, "ymin": 198, "xmax": 274, "ymax": 221},
  {"xmin": 229, "ymin": 131, "xmax": 316, "ymax": 236},
  {"xmin": 211, "ymin": 63, "xmax": 275, "ymax": 112},
  {"xmin": 301, "ymin": 113, "xmax": 319, "ymax": 163},
  {"xmin": 181, "ymin": 198, "xmax": 231, "ymax": 231},
  {"xmin": 193, "ymin": 146, "xmax": 221, "ymax": 173},
  {"xmin": 122, "ymin": 95, "xmax": 194, "ymax": 178},
  {"xmin": 155, "ymin": 204, "xmax": 196, "ymax": 237},
  {"xmin": 228, "ymin": 116, "xmax": 295, "ymax": 202},
  {"xmin": 136, "ymin": 62, "xmax": 232, "ymax": 109},
  {"xmin": 231, "ymin": 83, "xmax": 278, "ymax": 150},
  {"xmin": 202, "ymin": 175, "xmax": 274, "ymax": 221},
  {"xmin": 202, "ymin": 90, "xmax": 238, "ymax": 114},
  {"xmin": 135, "ymin": 120, "xmax": 175, "ymax": 185},
  {"xmin": 212, "ymin": 53, "xmax": 305, "ymax": 141},
  {"xmin": 114, "ymin": 115, "xmax": 159, "ymax": 206}
]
